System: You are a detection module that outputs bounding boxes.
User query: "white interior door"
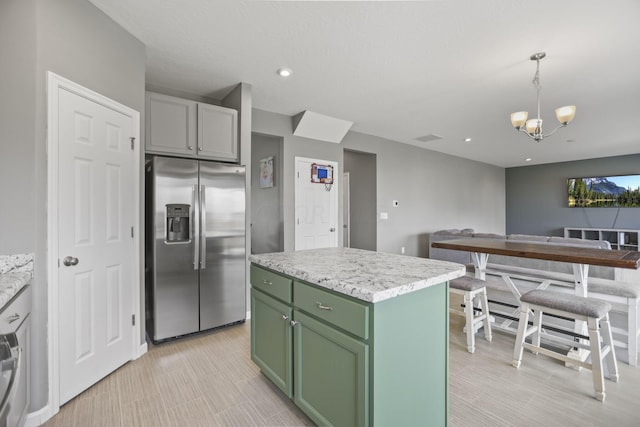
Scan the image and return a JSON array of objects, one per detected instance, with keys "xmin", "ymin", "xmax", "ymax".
[
  {"xmin": 55, "ymin": 80, "xmax": 137, "ymax": 404},
  {"xmin": 295, "ymin": 157, "xmax": 339, "ymax": 250},
  {"xmin": 343, "ymin": 172, "xmax": 350, "ymax": 248}
]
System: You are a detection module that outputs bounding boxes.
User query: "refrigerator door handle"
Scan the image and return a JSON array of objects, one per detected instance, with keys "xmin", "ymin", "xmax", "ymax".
[
  {"xmin": 192, "ymin": 184, "xmax": 199, "ymax": 270},
  {"xmin": 200, "ymin": 184, "xmax": 207, "ymax": 269}
]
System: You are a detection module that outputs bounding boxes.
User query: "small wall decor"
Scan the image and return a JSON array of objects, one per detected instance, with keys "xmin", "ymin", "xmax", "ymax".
[{"xmin": 259, "ymin": 156, "xmax": 274, "ymax": 188}]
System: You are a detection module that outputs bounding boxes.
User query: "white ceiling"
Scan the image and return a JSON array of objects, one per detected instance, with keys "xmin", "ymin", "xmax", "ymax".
[{"xmin": 89, "ymin": 0, "xmax": 640, "ymax": 168}]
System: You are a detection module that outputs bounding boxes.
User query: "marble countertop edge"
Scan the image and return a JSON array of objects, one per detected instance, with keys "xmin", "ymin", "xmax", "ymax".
[
  {"xmin": 250, "ymin": 248, "xmax": 466, "ymax": 303},
  {"xmin": 0, "ymin": 253, "xmax": 34, "ymax": 309}
]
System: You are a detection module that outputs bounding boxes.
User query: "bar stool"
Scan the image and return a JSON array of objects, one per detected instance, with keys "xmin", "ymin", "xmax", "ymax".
[
  {"xmin": 449, "ymin": 276, "xmax": 492, "ymax": 353},
  {"xmin": 512, "ymin": 289, "xmax": 619, "ymax": 402}
]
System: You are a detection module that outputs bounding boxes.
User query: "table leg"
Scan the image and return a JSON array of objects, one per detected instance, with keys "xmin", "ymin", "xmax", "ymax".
[
  {"xmin": 567, "ymin": 263, "xmax": 590, "ymax": 369},
  {"xmin": 472, "ymin": 252, "xmax": 488, "ymax": 280}
]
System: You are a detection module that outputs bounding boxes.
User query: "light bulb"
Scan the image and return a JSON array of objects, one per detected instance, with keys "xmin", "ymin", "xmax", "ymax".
[
  {"xmin": 510, "ymin": 111, "xmax": 528, "ymax": 129},
  {"xmin": 277, "ymin": 68, "xmax": 292, "ymax": 77},
  {"xmin": 555, "ymin": 105, "xmax": 576, "ymax": 124}
]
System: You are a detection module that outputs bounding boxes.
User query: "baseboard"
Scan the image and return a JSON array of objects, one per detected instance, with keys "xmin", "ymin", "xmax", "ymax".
[
  {"xmin": 25, "ymin": 404, "xmax": 57, "ymax": 427},
  {"xmin": 135, "ymin": 341, "xmax": 148, "ymax": 359}
]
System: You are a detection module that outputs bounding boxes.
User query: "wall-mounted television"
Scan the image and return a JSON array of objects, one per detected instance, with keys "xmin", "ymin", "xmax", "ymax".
[{"xmin": 568, "ymin": 174, "xmax": 640, "ymax": 207}]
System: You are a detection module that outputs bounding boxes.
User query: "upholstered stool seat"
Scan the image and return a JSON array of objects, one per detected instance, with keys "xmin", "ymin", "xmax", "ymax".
[
  {"xmin": 449, "ymin": 276, "xmax": 492, "ymax": 353},
  {"xmin": 512, "ymin": 289, "xmax": 619, "ymax": 402}
]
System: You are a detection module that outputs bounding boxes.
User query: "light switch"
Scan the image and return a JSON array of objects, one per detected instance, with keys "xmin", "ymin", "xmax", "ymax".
[{"xmin": 380, "ymin": 212, "xmax": 389, "ymax": 220}]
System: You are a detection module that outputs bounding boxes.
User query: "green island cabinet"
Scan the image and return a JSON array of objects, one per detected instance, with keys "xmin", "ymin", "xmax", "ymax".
[{"xmin": 250, "ymin": 263, "xmax": 449, "ymax": 427}]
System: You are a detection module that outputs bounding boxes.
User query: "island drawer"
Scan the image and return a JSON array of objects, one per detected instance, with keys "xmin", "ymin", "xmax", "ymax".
[
  {"xmin": 293, "ymin": 281, "xmax": 369, "ymax": 340},
  {"xmin": 0, "ymin": 285, "xmax": 31, "ymax": 334},
  {"xmin": 251, "ymin": 265, "xmax": 293, "ymax": 303}
]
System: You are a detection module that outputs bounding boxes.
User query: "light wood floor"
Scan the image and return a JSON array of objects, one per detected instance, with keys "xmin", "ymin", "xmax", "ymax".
[{"xmin": 44, "ymin": 316, "xmax": 640, "ymax": 427}]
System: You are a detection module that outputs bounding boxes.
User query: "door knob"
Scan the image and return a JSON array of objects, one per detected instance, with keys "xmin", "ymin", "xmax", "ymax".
[
  {"xmin": 63, "ymin": 256, "xmax": 79, "ymax": 266},
  {"xmin": 330, "ymin": 228, "xmax": 336, "ymax": 232}
]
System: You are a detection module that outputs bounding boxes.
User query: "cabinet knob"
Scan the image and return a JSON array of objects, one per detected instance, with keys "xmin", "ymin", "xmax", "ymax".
[
  {"xmin": 198, "ymin": 146, "xmax": 203, "ymax": 151},
  {"xmin": 282, "ymin": 314, "xmax": 289, "ymax": 321},
  {"xmin": 188, "ymin": 146, "xmax": 194, "ymax": 150},
  {"xmin": 263, "ymin": 280, "xmax": 273, "ymax": 286},
  {"xmin": 290, "ymin": 320, "xmax": 299, "ymax": 327}
]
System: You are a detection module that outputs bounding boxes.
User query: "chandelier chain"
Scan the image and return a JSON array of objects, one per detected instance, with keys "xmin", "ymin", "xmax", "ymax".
[{"xmin": 532, "ymin": 57, "xmax": 542, "ymax": 121}]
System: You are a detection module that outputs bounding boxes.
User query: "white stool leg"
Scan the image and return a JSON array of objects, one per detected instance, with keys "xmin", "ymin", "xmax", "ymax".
[
  {"xmin": 587, "ymin": 316, "xmax": 606, "ymax": 402},
  {"xmin": 464, "ymin": 291, "xmax": 476, "ymax": 353},
  {"xmin": 531, "ymin": 308, "xmax": 543, "ymax": 355},
  {"xmin": 629, "ymin": 298, "xmax": 638, "ymax": 366},
  {"xmin": 480, "ymin": 288, "xmax": 492, "ymax": 342},
  {"xmin": 600, "ymin": 314, "xmax": 619, "ymax": 382},
  {"xmin": 512, "ymin": 303, "xmax": 530, "ymax": 368}
]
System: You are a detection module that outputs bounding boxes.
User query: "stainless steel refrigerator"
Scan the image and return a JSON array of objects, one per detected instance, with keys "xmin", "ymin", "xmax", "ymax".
[{"xmin": 145, "ymin": 155, "xmax": 246, "ymax": 342}]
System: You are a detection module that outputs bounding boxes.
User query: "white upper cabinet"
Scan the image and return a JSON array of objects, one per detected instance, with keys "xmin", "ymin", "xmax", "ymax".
[
  {"xmin": 198, "ymin": 103, "xmax": 238, "ymax": 161},
  {"xmin": 146, "ymin": 92, "xmax": 197, "ymax": 157},
  {"xmin": 146, "ymin": 92, "xmax": 238, "ymax": 162}
]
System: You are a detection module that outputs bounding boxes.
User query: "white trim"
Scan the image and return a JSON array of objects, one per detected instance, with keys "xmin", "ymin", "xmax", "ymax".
[
  {"xmin": 25, "ymin": 405, "xmax": 54, "ymax": 427},
  {"xmin": 45, "ymin": 72, "xmax": 142, "ymax": 421}
]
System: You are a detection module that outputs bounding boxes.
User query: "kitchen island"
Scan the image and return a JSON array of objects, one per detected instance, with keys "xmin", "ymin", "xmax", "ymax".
[{"xmin": 249, "ymin": 247, "xmax": 465, "ymax": 427}]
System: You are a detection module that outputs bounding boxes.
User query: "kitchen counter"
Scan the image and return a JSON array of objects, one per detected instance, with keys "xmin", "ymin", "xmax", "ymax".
[
  {"xmin": 250, "ymin": 247, "xmax": 461, "ymax": 426},
  {"xmin": 249, "ymin": 247, "xmax": 465, "ymax": 303},
  {"xmin": 0, "ymin": 254, "xmax": 34, "ymax": 309}
]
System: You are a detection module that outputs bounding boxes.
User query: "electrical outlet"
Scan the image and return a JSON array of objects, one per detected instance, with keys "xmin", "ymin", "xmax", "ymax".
[{"xmin": 380, "ymin": 212, "xmax": 389, "ymax": 220}]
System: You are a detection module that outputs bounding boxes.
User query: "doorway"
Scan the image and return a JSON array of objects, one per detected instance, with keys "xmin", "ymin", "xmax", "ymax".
[
  {"xmin": 251, "ymin": 133, "xmax": 284, "ymax": 254},
  {"xmin": 343, "ymin": 149, "xmax": 377, "ymax": 251}
]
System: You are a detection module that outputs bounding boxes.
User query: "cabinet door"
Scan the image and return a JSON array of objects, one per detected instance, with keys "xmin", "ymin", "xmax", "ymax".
[
  {"xmin": 146, "ymin": 92, "xmax": 197, "ymax": 156},
  {"xmin": 293, "ymin": 310, "xmax": 368, "ymax": 427},
  {"xmin": 197, "ymin": 103, "xmax": 238, "ymax": 161},
  {"xmin": 251, "ymin": 289, "xmax": 293, "ymax": 397}
]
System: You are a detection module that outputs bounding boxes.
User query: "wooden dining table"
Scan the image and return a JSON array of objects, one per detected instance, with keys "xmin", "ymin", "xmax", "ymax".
[{"xmin": 431, "ymin": 238, "xmax": 640, "ymax": 362}]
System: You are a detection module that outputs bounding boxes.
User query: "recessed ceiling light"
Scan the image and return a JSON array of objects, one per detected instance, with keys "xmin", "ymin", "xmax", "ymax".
[
  {"xmin": 525, "ymin": 158, "xmax": 532, "ymax": 162},
  {"xmin": 464, "ymin": 137, "xmax": 472, "ymax": 142},
  {"xmin": 277, "ymin": 68, "xmax": 292, "ymax": 77}
]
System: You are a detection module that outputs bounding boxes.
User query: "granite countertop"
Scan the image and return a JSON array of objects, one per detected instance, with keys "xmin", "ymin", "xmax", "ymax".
[
  {"xmin": 249, "ymin": 247, "xmax": 465, "ymax": 303},
  {"xmin": 0, "ymin": 253, "xmax": 34, "ymax": 309}
]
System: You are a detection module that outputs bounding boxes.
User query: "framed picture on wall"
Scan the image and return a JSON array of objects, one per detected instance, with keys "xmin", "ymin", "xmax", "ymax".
[{"xmin": 259, "ymin": 156, "xmax": 274, "ymax": 188}]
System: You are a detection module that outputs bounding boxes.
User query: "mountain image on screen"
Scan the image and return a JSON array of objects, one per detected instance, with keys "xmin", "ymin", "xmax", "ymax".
[
  {"xmin": 583, "ymin": 177, "xmax": 627, "ymax": 195},
  {"xmin": 568, "ymin": 175, "xmax": 640, "ymax": 208}
]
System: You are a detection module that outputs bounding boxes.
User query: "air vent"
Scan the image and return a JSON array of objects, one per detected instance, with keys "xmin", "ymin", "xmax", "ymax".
[{"xmin": 415, "ymin": 134, "xmax": 443, "ymax": 143}]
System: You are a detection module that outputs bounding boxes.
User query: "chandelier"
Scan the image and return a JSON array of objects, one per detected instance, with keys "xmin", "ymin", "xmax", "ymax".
[{"xmin": 510, "ymin": 52, "xmax": 576, "ymax": 142}]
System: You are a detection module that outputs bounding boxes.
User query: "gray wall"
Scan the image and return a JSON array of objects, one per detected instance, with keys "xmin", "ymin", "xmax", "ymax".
[
  {"xmin": 251, "ymin": 133, "xmax": 284, "ymax": 254},
  {"xmin": 253, "ymin": 109, "xmax": 343, "ymax": 251},
  {"xmin": 0, "ymin": 0, "xmax": 146, "ymax": 412},
  {"xmin": 344, "ymin": 150, "xmax": 377, "ymax": 251},
  {"xmin": 342, "ymin": 132, "xmax": 506, "ymax": 257},
  {"xmin": 253, "ymin": 108, "xmax": 506, "ymax": 257},
  {"xmin": 506, "ymin": 154, "xmax": 640, "ymax": 236},
  {"xmin": 1, "ymin": 0, "xmax": 37, "ymax": 255}
]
